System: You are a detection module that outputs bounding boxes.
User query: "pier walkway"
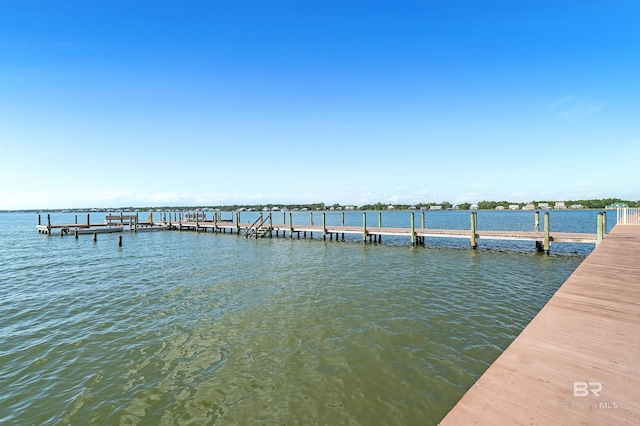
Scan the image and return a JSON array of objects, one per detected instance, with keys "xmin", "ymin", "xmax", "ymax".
[
  {"xmin": 180, "ymin": 221, "xmax": 597, "ymax": 244},
  {"xmin": 38, "ymin": 211, "xmax": 604, "ymax": 252},
  {"xmin": 439, "ymin": 224, "xmax": 640, "ymax": 425},
  {"xmin": 175, "ymin": 210, "xmax": 602, "ymax": 251}
]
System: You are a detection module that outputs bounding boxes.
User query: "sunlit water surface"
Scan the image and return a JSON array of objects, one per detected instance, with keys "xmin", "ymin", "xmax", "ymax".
[{"xmin": 1, "ymin": 211, "xmax": 604, "ymax": 424}]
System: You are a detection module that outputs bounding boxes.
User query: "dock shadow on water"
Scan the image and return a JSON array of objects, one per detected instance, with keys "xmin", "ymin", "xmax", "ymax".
[{"xmin": 0, "ymin": 213, "xmax": 584, "ymax": 425}]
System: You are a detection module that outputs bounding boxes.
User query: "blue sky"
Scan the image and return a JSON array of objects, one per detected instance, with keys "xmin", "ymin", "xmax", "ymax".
[{"xmin": 1, "ymin": 1, "xmax": 639, "ymax": 209}]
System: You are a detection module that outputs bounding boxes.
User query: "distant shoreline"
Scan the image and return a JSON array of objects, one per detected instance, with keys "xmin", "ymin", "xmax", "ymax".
[{"xmin": 2, "ymin": 198, "xmax": 638, "ymax": 214}]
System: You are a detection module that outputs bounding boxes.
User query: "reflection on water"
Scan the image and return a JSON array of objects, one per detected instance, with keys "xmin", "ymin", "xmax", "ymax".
[{"xmin": 0, "ymin": 213, "xmax": 586, "ymax": 424}]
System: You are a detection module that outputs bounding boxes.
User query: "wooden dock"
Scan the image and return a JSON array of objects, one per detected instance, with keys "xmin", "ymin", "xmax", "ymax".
[
  {"xmin": 175, "ymin": 210, "xmax": 603, "ymax": 252},
  {"xmin": 38, "ymin": 211, "xmax": 606, "ymax": 252},
  {"xmin": 439, "ymin": 223, "xmax": 640, "ymax": 425}
]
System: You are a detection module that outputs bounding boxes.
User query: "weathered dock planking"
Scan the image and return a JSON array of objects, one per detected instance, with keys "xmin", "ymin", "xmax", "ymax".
[
  {"xmin": 36, "ymin": 213, "xmax": 166, "ymax": 235},
  {"xmin": 174, "ymin": 210, "xmax": 603, "ymax": 252},
  {"xmin": 439, "ymin": 223, "xmax": 640, "ymax": 425},
  {"xmin": 38, "ymin": 210, "xmax": 605, "ymax": 252}
]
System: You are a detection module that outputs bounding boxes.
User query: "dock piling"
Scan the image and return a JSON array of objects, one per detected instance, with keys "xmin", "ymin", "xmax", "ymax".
[
  {"xmin": 470, "ymin": 212, "xmax": 477, "ymax": 249},
  {"xmin": 362, "ymin": 212, "xmax": 367, "ymax": 242},
  {"xmin": 597, "ymin": 212, "xmax": 604, "ymax": 245},
  {"xmin": 323, "ymin": 212, "xmax": 327, "ymax": 240},
  {"xmin": 410, "ymin": 212, "xmax": 416, "ymax": 245},
  {"xmin": 289, "ymin": 213, "xmax": 293, "ymax": 238},
  {"xmin": 543, "ymin": 212, "xmax": 550, "ymax": 253}
]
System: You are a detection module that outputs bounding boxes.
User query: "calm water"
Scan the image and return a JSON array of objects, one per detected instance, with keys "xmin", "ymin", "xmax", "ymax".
[{"xmin": 0, "ymin": 210, "xmax": 608, "ymax": 424}]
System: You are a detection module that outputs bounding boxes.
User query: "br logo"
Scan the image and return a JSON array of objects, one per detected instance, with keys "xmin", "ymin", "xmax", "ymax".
[{"xmin": 573, "ymin": 382, "xmax": 602, "ymax": 397}]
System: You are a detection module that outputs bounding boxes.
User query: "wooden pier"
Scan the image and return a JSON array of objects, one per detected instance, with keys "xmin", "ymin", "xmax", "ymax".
[
  {"xmin": 36, "ymin": 213, "xmax": 167, "ymax": 235},
  {"xmin": 439, "ymin": 223, "xmax": 640, "ymax": 424},
  {"xmin": 37, "ymin": 210, "xmax": 606, "ymax": 252},
  {"xmin": 174, "ymin": 210, "xmax": 603, "ymax": 252}
]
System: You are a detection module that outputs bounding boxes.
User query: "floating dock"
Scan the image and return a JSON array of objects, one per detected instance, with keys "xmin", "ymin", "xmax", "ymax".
[{"xmin": 439, "ymin": 222, "xmax": 640, "ymax": 424}]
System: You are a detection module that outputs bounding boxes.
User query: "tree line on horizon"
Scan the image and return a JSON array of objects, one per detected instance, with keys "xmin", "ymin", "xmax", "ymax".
[
  {"xmin": 357, "ymin": 198, "xmax": 639, "ymax": 210},
  {"xmin": 6, "ymin": 198, "xmax": 638, "ymax": 213},
  {"xmin": 93, "ymin": 197, "xmax": 640, "ymax": 212}
]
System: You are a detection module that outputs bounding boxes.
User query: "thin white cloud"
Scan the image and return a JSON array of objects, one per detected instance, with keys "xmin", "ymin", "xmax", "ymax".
[{"xmin": 547, "ymin": 96, "xmax": 602, "ymax": 122}]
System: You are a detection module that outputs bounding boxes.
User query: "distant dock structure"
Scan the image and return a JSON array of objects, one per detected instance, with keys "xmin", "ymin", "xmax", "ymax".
[{"xmin": 36, "ymin": 209, "xmax": 615, "ymax": 253}]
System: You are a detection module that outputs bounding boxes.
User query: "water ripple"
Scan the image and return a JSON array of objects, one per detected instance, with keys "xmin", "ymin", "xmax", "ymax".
[{"xmin": 0, "ymin": 213, "xmax": 585, "ymax": 424}]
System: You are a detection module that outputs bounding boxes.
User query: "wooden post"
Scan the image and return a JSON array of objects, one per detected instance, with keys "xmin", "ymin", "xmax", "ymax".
[
  {"xmin": 421, "ymin": 211, "xmax": 425, "ymax": 229},
  {"xmin": 75, "ymin": 214, "xmax": 78, "ymax": 225},
  {"xmin": 47, "ymin": 214, "xmax": 51, "ymax": 235},
  {"xmin": 470, "ymin": 212, "xmax": 477, "ymax": 249},
  {"xmin": 362, "ymin": 212, "xmax": 367, "ymax": 242},
  {"xmin": 257, "ymin": 213, "xmax": 263, "ymax": 239},
  {"xmin": 310, "ymin": 212, "xmax": 314, "ymax": 226},
  {"xmin": 236, "ymin": 212, "xmax": 240, "ymax": 234},
  {"xmin": 87, "ymin": 213, "xmax": 90, "ymax": 227},
  {"xmin": 269, "ymin": 213, "xmax": 273, "ymax": 238},
  {"xmin": 597, "ymin": 212, "xmax": 604, "ymax": 246},
  {"xmin": 75, "ymin": 230, "xmax": 78, "ymax": 239},
  {"xmin": 602, "ymin": 211, "xmax": 607, "ymax": 237},
  {"xmin": 410, "ymin": 212, "xmax": 416, "ymax": 245},
  {"xmin": 289, "ymin": 213, "xmax": 293, "ymax": 238},
  {"xmin": 38, "ymin": 214, "xmax": 41, "ymax": 226},
  {"xmin": 535, "ymin": 211, "xmax": 540, "ymax": 232},
  {"xmin": 341, "ymin": 212, "xmax": 345, "ymax": 226},
  {"xmin": 196, "ymin": 212, "xmax": 199, "ymax": 232},
  {"xmin": 283, "ymin": 211, "xmax": 286, "ymax": 224},
  {"xmin": 543, "ymin": 212, "xmax": 550, "ymax": 253},
  {"xmin": 93, "ymin": 232, "xmax": 97, "ymax": 242},
  {"xmin": 378, "ymin": 212, "xmax": 382, "ymax": 228},
  {"xmin": 118, "ymin": 235, "xmax": 123, "ymax": 247},
  {"xmin": 323, "ymin": 212, "xmax": 327, "ymax": 240}
]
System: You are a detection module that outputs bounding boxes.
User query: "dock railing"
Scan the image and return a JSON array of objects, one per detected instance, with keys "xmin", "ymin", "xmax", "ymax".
[{"xmin": 617, "ymin": 207, "xmax": 640, "ymax": 225}]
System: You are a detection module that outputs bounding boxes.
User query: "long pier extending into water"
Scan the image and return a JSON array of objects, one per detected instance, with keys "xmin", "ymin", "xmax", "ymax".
[
  {"xmin": 439, "ymin": 222, "xmax": 640, "ymax": 424},
  {"xmin": 37, "ymin": 210, "xmax": 606, "ymax": 252}
]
